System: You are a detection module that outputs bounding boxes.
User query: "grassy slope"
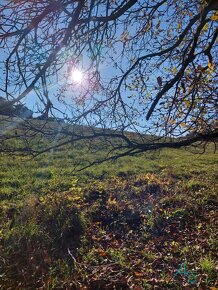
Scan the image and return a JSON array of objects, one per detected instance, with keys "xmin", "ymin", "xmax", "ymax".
[{"xmin": 0, "ymin": 138, "xmax": 218, "ymax": 289}]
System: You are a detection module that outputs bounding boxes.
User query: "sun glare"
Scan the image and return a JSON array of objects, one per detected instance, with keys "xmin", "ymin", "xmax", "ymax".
[{"xmin": 71, "ymin": 68, "xmax": 83, "ymax": 83}]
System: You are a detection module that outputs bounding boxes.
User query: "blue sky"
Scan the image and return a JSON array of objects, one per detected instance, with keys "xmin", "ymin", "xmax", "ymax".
[{"xmin": 0, "ymin": 1, "xmax": 216, "ymax": 137}]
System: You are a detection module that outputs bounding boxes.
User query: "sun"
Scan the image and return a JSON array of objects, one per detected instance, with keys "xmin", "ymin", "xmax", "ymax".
[{"xmin": 71, "ymin": 68, "xmax": 83, "ymax": 83}]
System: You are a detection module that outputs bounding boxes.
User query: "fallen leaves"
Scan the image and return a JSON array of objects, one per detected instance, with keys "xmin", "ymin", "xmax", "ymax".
[{"xmin": 1, "ymin": 174, "xmax": 217, "ymax": 289}]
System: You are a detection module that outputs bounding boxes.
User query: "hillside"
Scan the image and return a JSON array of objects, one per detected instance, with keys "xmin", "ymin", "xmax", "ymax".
[{"xmin": 0, "ymin": 133, "xmax": 218, "ymax": 289}]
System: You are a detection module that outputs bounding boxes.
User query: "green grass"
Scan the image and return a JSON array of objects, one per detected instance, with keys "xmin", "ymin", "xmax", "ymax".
[
  {"xmin": 0, "ymin": 138, "xmax": 218, "ymax": 289},
  {"xmin": 200, "ymin": 256, "xmax": 216, "ymax": 274},
  {"xmin": 1, "ymin": 142, "xmax": 217, "ymax": 198}
]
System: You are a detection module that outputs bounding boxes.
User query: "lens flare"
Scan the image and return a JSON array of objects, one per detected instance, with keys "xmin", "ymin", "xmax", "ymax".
[{"xmin": 71, "ymin": 69, "xmax": 83, "ymax": 83}]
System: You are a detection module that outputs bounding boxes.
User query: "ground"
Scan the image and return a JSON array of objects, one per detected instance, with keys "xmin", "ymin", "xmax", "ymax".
[{"xmin": 0, "ymin": 142, "xmax": 217, "ymax": 289}]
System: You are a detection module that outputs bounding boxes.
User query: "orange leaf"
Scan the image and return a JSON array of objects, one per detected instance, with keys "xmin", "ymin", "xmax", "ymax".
[
  {"xmin": 98, "ymin": 249, "xmax": 107, "ymax": 257},
  {"xmin": 211, "ymin": 12, "xmax": 218, "ymax": 21},
  {"xmin": 134, "ymin": 271, "xmax": 143, "ymax": 277}
]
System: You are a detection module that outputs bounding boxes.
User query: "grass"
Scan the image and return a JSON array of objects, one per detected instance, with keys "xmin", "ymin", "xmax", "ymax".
[
  {"xmin": 0, "ymin": 137, "xmax": 218, "ymax": 289},
  {"xmin": 200, "ymin": 256, "xmax": 216, "ymax": 274}
]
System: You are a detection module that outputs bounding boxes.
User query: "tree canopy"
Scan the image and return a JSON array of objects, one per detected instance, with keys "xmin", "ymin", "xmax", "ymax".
[{"xmin": 0, "ymin": 0, "xmax": 217, "ymax": 165}]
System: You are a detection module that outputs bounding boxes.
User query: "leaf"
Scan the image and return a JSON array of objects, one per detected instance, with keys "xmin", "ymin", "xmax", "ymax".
[
  {"xmin": 211, "ymin": 12, "xmax": 218, "ymax": 21},
  {"xmin": 184, "ymin": 99, "xmax": 190, "ymax": 108},
  {"xmin": 107, "ymin": 197, "xmax": 117, "ymax": 205},
  {"xmin": 156, "ymin": 19, "xmax": 161, "ymax": 29},
  {"xmin": 171, "ymin": 67, "xmax": 178, "ymax": 74},
  {"xmin": 202, "ymin": 23, "xmax": 209, "ymax": 32},
  {"xmin": 38, "ymin": 196, "xmax": 45, "ymax": 203},
  {"xmin": 134, "ymin": 271, "xmax": 144, "ymax": 277},
  {"xmin": 197, "ymin": 223, "xmax": 202, "ymax": 229},
  {"xmin": 120, "ymin": 31, "xmax": 129, "ymax": 42},
  {"xmin": 208, "ymin": 61, "xmax": 215, "ymax": 71},
  {"xmin": 98, "ymin": 249, "xmax": 107, "ymax": 257},
  {"xmin": 177, "ymin": 22, "xmax": 182, "ymax": 30},
  {"xmin": 43, "ymin": 251, "xmax": 52, "ymax": 264},
  {"xmin": 170, "ymin": 118, "xmax": 175, "ymax": 125},
  {"xmin": 143, "ymin": 24, "xmax": 150, "ymax": 32},
  {"xmin": 134, "ymin": 287, "xmax": 143, "ymax": 290},
  {"xmin": 197, "ymin": 64, "xmax": 204, "ymax": 71},
  {"xmin": 157, "ymin": 76, "xmax": 162, "ymax": 87},
  {"xmin": 171, "ymin": 241, "xmax": 178, "ymax": 246},
  {"xmin": 181, "ymin": 82, "xmax": 186, "ymax": 93}
]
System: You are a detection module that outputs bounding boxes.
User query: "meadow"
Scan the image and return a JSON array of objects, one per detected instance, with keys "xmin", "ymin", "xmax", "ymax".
[{"xmin": 0, "ymin": 138, "xmax": 217, "ymax": 289}]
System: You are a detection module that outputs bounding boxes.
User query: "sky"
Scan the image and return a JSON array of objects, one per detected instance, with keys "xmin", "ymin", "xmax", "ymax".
[{"xmin": 0, "ymin": 1, "xmax": 216, "ymax": 137}]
